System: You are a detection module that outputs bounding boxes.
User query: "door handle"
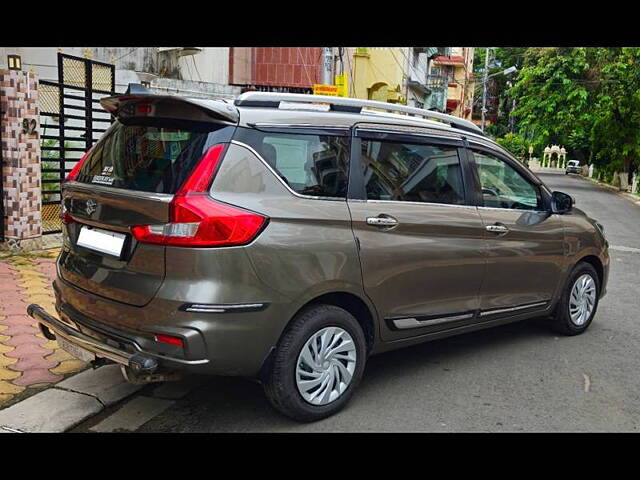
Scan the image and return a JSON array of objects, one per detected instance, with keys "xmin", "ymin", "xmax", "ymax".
[
  {"xmin": 366, "ymin": 215, "xmax": 398, "ymax": 227},
  {"xmin": 486, "ymin": 224, "xmax": 509, "ymax": 234}
]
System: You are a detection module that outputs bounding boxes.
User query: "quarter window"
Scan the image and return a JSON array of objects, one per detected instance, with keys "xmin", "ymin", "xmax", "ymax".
[
  {"xmin": 234, "ymin": 128, "xmax": 350, "ymax": 198},
  {"xmin": 472, "ymin": 150, "xmax": 540, "ymax": 210},
  {"xmin": 361, "ymin": 139, "xmax": 465, "ymax": 205}
]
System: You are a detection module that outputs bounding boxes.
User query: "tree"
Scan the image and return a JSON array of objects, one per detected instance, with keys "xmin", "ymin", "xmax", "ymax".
[
  {"xmin": 508, "ymin": 47, "xmax": 602, "ymax": 164},
  {"xmin": 496, "ymin": 132, "xmax": 528, "ymax": 160},
  {"xmin": 589, "ymin": 47, "xmax": 640, "ymax": 176},
  {"xmin": 506, "ymin": 47, "xmax": 640, "ymax": 177},
  {"xmin": 472, "ymin": 47, "xmax": 527, "ymax": 137}
]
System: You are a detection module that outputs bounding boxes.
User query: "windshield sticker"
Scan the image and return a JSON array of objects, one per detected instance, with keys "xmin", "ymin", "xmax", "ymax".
[{"xmin": 92, "ymin": 166, "xmax": 114, "ymax": 185}]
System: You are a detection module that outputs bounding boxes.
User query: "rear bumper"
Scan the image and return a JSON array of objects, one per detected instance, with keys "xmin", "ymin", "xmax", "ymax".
[
  {"xmin": 27, "ymin": 303, "xmax": 209, "ymax": 372},
  {"xmin": 50, "ymin": 271, "xmax": 289, "ymax": 377}
]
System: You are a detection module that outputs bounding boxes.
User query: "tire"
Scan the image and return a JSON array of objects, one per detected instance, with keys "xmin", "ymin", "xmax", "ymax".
[
  {"xmin": 550, "ymin": 262, "xmax": 600, "ymax": 336},
  {"xmin": 263, "ymin": 304, "xmax": 367, "ymax": 422}
]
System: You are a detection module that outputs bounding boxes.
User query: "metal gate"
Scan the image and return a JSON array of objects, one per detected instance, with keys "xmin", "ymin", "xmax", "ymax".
[{"xmin": 39, "ymin": 53, "xmax": 115, "ymax": 234}]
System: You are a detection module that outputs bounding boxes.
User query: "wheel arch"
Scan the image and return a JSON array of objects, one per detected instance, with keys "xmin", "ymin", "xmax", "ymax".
[
  {"xmin": 576, "ymin": 254, "xmax": 604, "ymax": 288},
  {"xmin": 258, "ymin": 290, "xmax": 378, "ymax": 381},
  {"xmin": 299, "ymin": 291, "xmax": 377, "ymax": 353}
]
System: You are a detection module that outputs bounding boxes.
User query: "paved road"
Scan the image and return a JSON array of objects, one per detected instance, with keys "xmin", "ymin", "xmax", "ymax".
[{"xmin": 75, "ymin": 172, "xmax": 640, "ymax": 432}]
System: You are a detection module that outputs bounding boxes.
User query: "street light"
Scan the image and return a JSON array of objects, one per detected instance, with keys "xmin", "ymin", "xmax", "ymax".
[{"xmin": 487, "ymin": 66, "xmax": 517, "ymax": 80}]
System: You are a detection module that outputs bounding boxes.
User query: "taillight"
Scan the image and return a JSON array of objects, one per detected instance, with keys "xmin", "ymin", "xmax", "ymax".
[
  {"xmin": 60, "ymin": 204, "xmax": 74, "ymax": 225},
  {"xmin": 131, "ymin": 144, "xmax": 268, "ymax": 248},
  {"xmin": 61, "ymin": 149, "xmax": 92, "ymax": 223},
  {"xmin": 176, "ymin": 144, "xmax": 225, "ymax": 195}
]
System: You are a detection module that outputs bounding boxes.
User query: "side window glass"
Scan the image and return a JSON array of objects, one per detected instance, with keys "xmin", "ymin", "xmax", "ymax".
[
  {"xmin": 235, "ymin": 128, "xmax": 350, "ymax": 198},
  {"xmin": 361, "ymin": 139, "xmax": 465, "ymax": 205},
  {"xmin": 472, "ymin": 150, "xmax": 540, "ymax": 210}
]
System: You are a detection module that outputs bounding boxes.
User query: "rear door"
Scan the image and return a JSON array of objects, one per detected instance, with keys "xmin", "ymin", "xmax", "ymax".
[
  {"xmin": 59, "ymin": 97, "xmax": 236, "ymax": 306},
  {"xmin": 348, "ymin": 126, "xmax": 487, "ymax": 341},
  {"xmin": 466, "ymin": 144, "xmax": 565, "ymax": 314}
]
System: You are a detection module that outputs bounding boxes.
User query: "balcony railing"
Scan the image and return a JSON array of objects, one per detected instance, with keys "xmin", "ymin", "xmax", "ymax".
[{"xmin": 425, "ymin": 74, "xmax": 448, "ymax": 89}]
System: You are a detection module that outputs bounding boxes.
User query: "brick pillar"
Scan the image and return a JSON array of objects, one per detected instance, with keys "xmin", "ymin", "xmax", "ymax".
[{"xmin": 1, "ymin": 69, "xmax": 42, "ymax": 250}]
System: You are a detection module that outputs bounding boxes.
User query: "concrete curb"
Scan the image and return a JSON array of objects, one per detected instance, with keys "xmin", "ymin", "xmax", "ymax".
[
  {"xmin": 578, "ymin": 175, "xmax": 640, "ymax": 206},
  {"xmin": 532, "ymin": 168, "xmax": 640, "ymax": 207},
  {"xmin": 0, "ymin": 364, "xmax": 142, "ymax": 432}
]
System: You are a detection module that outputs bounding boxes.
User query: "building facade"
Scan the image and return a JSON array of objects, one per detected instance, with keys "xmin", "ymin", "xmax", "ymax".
[
  {"xmin": 406, "ymin": 47, "xmax": 450, "ymax": 111},
  {"xmin": 430, "ymin": 47, "xmax": 475, "ymax": 119},
  {"xmin": 346, "ymin": 47, "xmax": 406, "ymax": 103},
  {"xmin": 229, "ymin": 47, "xmax": 322, "ymax": 93},
  {"xmin": 0, "ymin": 47, "xmax": 241, "ymax": 99}
]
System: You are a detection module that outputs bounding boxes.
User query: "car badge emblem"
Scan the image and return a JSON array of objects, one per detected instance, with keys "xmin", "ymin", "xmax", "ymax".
[{"xmin": 85, "ymin": 199, "xmax": 97, "ymax": 216}]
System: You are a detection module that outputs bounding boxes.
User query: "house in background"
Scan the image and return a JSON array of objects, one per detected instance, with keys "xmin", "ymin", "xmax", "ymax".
[
  {"xmin": 228, "ymin": 47, "xmax": 322, "ymax": 93},
  {"xmin": 0, "ymin": 47, "xmax": 241, "ymax": 99},
  {"xmin": 341, "ymin": 47, "xmax": 474, "ymax": 118},
  {"xmin": 0, "ymin": 46, "xmax": 475, "ymax": 114},
  {"xmin": 408, "ymin": 47, "xmax": 449, "ymax": 112},
  {"xmin": 345, "ymin": 47, "xmax": 406, "ymax": 103},
  {"xmin": 430, "ymin": 47, "xmax": 475, "ymax": 119}
]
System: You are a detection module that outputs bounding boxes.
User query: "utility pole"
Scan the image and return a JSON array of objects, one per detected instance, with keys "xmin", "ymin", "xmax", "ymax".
[
  {"xmin": 481, "ymin": 47, "xmax": 491, "ymax": 132},
  {"xmin": 510, "ymin": 97, "xmax": 517, "ymax": 133},
  {"xmin": 321, "ymin": 47, "xmax": 334, "ymax": 85}
]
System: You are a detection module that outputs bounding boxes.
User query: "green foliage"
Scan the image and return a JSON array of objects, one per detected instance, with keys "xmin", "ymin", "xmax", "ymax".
[
  {"xmin": 588, "ymin": 48, "xmax": 640, "ymax": 172},
  {"xmin": 483, "ymin": 47, "xmax": 640, "ymax": 175},
  {"xmin": 509, "ymin": 47, "xmax": 598, "ymax": 163},
  {"xmin": 41, "ymin": 139, "xmax": 84, "ymax": 199},
  {"xmin": 496, "ymin": 133, "xmax": 528, "ymax": 159},
  {"xmin": 473, "ymin": 47, "xmax": 527, "ymax": 135}
]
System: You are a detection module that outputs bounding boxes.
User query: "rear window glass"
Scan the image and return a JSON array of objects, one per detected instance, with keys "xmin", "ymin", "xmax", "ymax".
[
  {"xmin": 234, "ymin": 127, "xmax": 350, "ymax": 198},
  {"xmin": 76, "ymin": 119, "xmax": 232, "ymax": 194}
]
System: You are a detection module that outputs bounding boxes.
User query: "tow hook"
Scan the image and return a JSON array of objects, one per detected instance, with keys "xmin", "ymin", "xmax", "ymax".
[
  {"xmin": 129, "ymin": 353, "xmax": 158, "ymax": 374},
  {"xmin": 120, "ymin": 365, "xmax": 182, "ymax": 384}
]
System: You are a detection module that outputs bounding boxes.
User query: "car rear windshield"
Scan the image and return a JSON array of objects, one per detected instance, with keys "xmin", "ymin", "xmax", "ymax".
[{"xmin": 75, "ymin": 118, "xmax": 233, "ymax": 194}]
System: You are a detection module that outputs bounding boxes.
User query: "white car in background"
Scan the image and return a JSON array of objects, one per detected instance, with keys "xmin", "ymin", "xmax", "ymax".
[{"xmin": 566, "ymin": 160, "xmax": 581, "ymax": 175}]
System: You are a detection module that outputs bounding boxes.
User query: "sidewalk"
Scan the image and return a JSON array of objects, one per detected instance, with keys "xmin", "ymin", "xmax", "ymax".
[{"xmin": 0, "ymin": 248, "xmax": 87, "ymax": 407}]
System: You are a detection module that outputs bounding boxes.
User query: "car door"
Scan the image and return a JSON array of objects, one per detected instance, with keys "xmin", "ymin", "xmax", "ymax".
[
  {"xmin": 348, "ymin": 127, "xmax": 487, "ymax": 341},
  {"xmin": 467, "ymin": 144, "xmax": 565, "ymax": 315}
]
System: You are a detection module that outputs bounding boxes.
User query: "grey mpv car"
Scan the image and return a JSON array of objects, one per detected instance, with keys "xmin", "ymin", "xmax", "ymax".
[{"xmin": 29, "ymin": 89, "xmax": 609, "ymax": 422}]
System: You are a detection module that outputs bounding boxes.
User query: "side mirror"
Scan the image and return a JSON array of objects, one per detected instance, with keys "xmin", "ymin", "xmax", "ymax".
[{"xmin": 551, "ymin": 191, "xmax": 574, "ymax": 214}]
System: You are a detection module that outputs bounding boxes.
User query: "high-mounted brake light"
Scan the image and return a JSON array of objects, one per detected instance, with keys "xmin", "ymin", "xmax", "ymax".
[
  {"xmin": 64, "ymin": 149, "xmax": 92, "ymax": 183},
  {"xmin": 130, "ymin": 144, "xmax": 268, "ymax": 248},
  {"xmin": 135, "ymin": 103, "xmax": 153, "ymax": 115}
]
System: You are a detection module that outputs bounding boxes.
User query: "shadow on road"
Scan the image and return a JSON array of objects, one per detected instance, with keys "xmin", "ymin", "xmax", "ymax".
[{"xmin": 139, "ymin": 316, "xmax": 557, "ymax": 432}]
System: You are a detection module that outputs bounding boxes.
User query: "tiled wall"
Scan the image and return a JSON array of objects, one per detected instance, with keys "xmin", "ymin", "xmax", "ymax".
[
  {"xmin": 252, "ymin": 48, "xmax": 322, "ymax": 88},
  {"xmin": 1, "ymin": 69, "xmax": 41, "ymax": 240}
]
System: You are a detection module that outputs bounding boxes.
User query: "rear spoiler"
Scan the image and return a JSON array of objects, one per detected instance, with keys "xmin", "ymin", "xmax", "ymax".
[{"xmin": 100, "ymin": 83, "xmax": 239, "ymax": 124}]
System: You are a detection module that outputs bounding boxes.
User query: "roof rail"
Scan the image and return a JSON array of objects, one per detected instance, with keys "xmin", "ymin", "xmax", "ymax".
[{"xmin": 234, "ymin": 91, "xmax": 483, "ymax": 135}]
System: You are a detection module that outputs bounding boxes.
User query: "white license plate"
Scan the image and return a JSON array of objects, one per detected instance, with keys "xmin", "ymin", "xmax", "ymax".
[
  {"xmin": 77, "ymin": 226, "xmax": 126, "ymax": 257},
  {"xmin": 57, "ymin": 336, "xmax": 95, "ymax": 363}
]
